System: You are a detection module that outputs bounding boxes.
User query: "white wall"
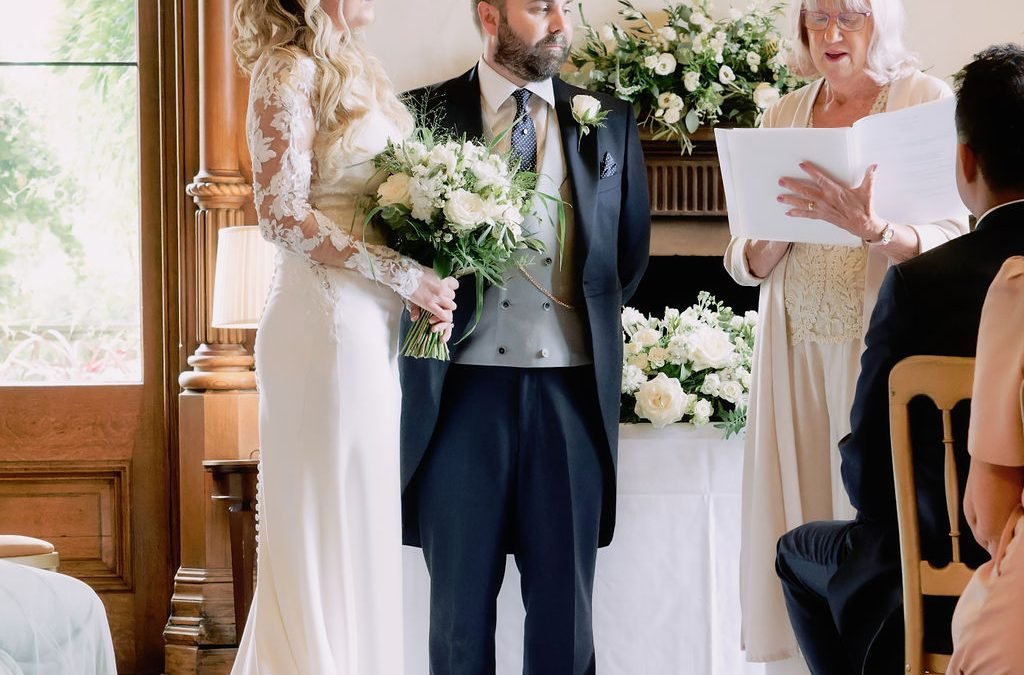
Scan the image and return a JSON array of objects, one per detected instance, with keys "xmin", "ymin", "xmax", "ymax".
[{"xmin": 365, "ymin": 0, "xmax": 1024, "ymax": 92}]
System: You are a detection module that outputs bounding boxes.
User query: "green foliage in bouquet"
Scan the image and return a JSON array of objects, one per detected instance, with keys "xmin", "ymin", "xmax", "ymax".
[
  {"xmin": 621, "ymin": 292, "xmax": 756, "ymax": 437},
  {"xmin": 569, "ymin": 0, "xmax": 802, "ymax": 152}
]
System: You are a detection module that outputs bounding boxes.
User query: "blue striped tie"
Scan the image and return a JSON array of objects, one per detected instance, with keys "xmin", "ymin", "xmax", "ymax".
[{"xmin": 509, "ymin": 89, "xmax": 537, "ymax": 174}]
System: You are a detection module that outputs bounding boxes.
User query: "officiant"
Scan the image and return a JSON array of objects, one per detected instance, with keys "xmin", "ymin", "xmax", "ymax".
[{"xmin": 721, "ymin": 0, "xmax": 969, "ymax": 665}]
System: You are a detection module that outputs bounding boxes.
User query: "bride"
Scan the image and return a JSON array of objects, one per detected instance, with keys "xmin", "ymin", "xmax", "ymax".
[{"xmin": 231, "ymin": 0, "xmax": 458, "ymax": 671}]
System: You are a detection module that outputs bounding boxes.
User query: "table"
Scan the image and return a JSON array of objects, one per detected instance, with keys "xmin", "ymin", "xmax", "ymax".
[
  {"xmin": 203, "ymin": 459, "xmax": 259, "ymax": 641},
  {"xmin": 402, "ymin": 424, "xmax": 802, "ymax": 675}
]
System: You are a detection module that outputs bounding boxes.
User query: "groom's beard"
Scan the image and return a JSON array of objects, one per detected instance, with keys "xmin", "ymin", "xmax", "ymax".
[{"xmin": 494, "ymin": 19, "xmax": 569, "ymax": 82}]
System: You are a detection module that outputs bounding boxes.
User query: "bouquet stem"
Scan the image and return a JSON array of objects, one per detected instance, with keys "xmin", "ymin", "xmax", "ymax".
[{"xmin": 401, "ymin": 313, "xmax": 450, "ymax": 360}]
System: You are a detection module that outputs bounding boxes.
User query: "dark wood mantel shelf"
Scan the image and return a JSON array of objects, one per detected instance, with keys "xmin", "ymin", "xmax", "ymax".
[{"xmin": 641, "ymin": 127, "xmax": 730, "ymax": 257}]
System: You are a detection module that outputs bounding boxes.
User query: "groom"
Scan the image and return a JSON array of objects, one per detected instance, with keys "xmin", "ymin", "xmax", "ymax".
[{"xmin": 399, "ymin": 0, "xmax": 651, "ymax": 672}]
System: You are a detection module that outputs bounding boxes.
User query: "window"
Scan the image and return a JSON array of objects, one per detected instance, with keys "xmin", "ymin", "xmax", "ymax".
[{"xmin": 0, "ymin": 0, "xmax": 140, "ymax": 383}]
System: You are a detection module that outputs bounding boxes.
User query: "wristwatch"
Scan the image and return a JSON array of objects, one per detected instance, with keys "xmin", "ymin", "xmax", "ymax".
[{"xmin": 870, "ymin": 222, "xmax": 895, "ymax": 246}]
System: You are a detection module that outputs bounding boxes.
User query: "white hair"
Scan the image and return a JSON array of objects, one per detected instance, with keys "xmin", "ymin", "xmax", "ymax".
[{"xmin": 788, "ymin": 0, "xmax": 919, "ymax": 83}]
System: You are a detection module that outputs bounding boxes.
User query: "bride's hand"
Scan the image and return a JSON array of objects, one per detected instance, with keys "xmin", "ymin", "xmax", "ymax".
[{"xmin": 408, "ymin": 271, "xmax": 458, "ymax": 326}]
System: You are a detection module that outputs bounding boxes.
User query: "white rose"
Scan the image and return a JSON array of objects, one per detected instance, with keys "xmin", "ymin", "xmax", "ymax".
[
  {"xmin": 376, "ymin": 173, "xmax": 412, "ymax": 208},
  {"xmin": 599, "ymin": 24, "xmax": 616, "ymax": 42},
  {"xmin": 753, "ymin": 82, "xmax": 781, "ymax": 110},
  {"xmin": 648, "ymin": 346, "xmax": 670, "ymax": 368},
  {"xmin": 654, "ymin": 53, "xmax": 677, "ymax": 76},
  {"xmin": 622, "ymin": 364, "xmax": 647, "ymax": 394},
  {"xmin": 428, "ymin": 143, "xmax": 460, "ymax": 176},
  {"xmin": 691, "ymin": 398, "xmax": 714, "ymax": 426},
  {"xmin": 471, "ymin": 158, "xmax": 505, "ymax": 189},
  {"xmin": 658, "ymin": 26, "xmax": 678, "ymax": 42},
  {"xmin": 701, "ymin": 373, "xmax": 722, "ymax": 396},
  {"xmin": 634, "ymin": 373, "xmax": 688, "ymax": 428},
  {"xmin": 644, "ymin": 54, "xmax": 661, "ymax": 71},
  {"xmin": 571, "ymin": 94, "xmax": 602, "ymax": 123},
  {"xmin": 628, "ymin": 352, "xmax": 650, "ymax": 370},
  {"xmin": 683, "ymin": 71, "xmax": 701, "ymax": 92},
  {"xmin": 719, "ymin": 65, "xmax": 736, "ymax": 85},
  {"xmin": 622, "ymin": 307, "xmax": 646, "ymax": 332},
  {"xmin": 690, "ymin": 11, "xmax": 709, "ymax": 27},
  {"xmin": 747, "ymin": 51, "xmax": 762, "ymax": 70},
  {"xmin": 663, "ymin": 107, "xmax": 682, "ymax": 125},
  {"xmin": 402, "ymin": 140, "xmax": 429, "ymax": 165},
  {"xmin": 720, "ymin": 380, "xmax": 744, "ymax": 404},
  {"xmin": 690, "ymin": 325, "xmax": 736, "ymax": 371},
  {"xmin": 625, "ymin": 340, "xmax": 644, "ymax": 356},
  {"xmin": 633, "ymin": 326, "xmax": 662, "ymax": 349},
  {"xmin": 443, "ymin": 189, "xmax": 487, "ymax": 231}
]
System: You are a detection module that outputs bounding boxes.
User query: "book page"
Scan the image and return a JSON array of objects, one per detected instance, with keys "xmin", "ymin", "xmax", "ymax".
[
  {"xmin": 717, "ymin": 127, "xmax": 863, "ymax": 245},
  {"xmin": 852, "ymin": 97, "xmax": 969, "ymax": 224}
]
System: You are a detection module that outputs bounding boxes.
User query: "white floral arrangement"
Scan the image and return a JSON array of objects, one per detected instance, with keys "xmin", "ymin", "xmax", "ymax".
[
  {"xmin": 569, "ymin": 0, "xmax": 802, "ymax": 152},
  {"xmin": 621, "ymin": 293, "xmax": 756, "ymax": 436}
]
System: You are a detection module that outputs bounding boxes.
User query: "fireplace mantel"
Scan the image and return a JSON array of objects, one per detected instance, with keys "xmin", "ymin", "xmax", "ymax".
[{"xmin": 641, "ymin": 129, "xmax": 730, "ymax": 257}]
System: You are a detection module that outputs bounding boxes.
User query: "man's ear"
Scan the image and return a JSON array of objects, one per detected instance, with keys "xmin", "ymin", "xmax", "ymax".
[
  {"xmin": 958, "ymin": 142, "xmax": 979, "ymax": 184},
  {"xmin": 478, "ymin": 1, "xmax": 500, "ymax": 39}
]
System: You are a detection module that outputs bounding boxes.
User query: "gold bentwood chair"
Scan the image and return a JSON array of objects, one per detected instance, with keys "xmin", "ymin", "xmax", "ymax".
[{"xmin": 889, "ymin": 355, "xmax": 977, "ymax": 675}]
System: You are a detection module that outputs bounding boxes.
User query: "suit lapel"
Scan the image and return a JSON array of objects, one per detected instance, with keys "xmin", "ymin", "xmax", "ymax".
[{"xmin": 553, "ymin": 78, "xmax": 599, "ymax": 274}]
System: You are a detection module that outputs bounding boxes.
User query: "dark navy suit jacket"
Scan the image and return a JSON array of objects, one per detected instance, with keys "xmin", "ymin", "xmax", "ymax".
[
  {"xmin": 829, "ymin": 201, "xmax": 1024, "ymax": 670},
  {"xmin": 398, "ymin": 66, "xmax": 651, "ymax": 548}
]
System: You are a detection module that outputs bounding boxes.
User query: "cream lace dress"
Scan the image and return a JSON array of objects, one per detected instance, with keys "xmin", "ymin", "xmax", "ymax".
[
  {"xmin": 231, "ymin": 51, "xmax": 421, "ymax": 675},
  {"xmin": 723, "ymin": 70, "xmax": 969, "ymax": 665}
]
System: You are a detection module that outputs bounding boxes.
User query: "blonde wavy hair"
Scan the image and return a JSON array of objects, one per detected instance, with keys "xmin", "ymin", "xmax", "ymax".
[{"xmin": 234, "ymin": 0, "xmax": 412, "ymax": 155}]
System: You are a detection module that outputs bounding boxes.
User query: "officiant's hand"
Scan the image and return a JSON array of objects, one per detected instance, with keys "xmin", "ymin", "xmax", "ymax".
[
  {"xmin": 776, "ymin": 162, "xmax": 885, "ymax": 239},
  {"xmin": 777, "ymin": 162, "xmax": 919, "ymax": 262}
]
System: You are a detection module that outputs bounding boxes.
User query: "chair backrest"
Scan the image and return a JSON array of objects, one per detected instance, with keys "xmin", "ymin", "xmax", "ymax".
[{"xmin": 889, "ymin": 355, "xmax": 977, "ymax": 675}]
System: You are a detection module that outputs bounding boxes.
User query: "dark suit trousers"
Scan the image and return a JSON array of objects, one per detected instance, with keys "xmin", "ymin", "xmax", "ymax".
[
  {"xmin": 413, "ymin": 364, "xmax": 606, "ymax": 675},
  {"xmin": 776, "ymin": 521, "xmax": 859, "ymax": 675}
]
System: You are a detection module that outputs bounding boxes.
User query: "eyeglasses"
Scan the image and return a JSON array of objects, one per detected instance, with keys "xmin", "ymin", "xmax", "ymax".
[{"xmin": 801, "ymin": 10, "xmax": 872, "ymax": 32}]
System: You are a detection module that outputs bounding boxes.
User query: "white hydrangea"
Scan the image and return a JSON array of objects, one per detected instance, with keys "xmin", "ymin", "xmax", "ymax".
[{"xmin": 622, "ymin": 364, "xmax": 647, "ymax": 394}]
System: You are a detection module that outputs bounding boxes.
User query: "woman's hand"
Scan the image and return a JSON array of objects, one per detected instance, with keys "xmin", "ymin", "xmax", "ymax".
[
  {"xmin": 964, "ymin": 457, "xmax": 1024, "ymax": 556},
  {"xmin": 777, "ymin": 162, "xmax": 886, "ymax": 241},
  {"xmin": 408, "ymin": 272, "xmax": 458, "ymax": 343}
]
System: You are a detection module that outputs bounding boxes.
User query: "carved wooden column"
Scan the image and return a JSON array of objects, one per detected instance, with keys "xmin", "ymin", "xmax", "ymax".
[{"xmin": 164, "ymin": 0, "xmax": 258, "ymax": 672}]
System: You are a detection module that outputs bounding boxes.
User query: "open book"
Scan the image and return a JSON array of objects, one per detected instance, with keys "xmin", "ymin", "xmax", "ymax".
[{"xmin": 715, "ymin": 97, "xmax": 969, "ymax": 246}]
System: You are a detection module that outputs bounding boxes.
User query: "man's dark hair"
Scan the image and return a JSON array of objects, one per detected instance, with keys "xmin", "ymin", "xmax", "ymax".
[
  {"xmin": 954, "ymin": 44, "xmax": 1024, "ymax": 191},
  {"xmin": 471, "ymin": 0, "xmax": 504, "ymax": 31}
]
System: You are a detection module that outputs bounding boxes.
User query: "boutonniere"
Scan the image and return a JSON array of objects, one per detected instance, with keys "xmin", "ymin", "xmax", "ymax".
[{"xmin": 570, "ymin": 94, "xmax": 608, "ymax": 150}]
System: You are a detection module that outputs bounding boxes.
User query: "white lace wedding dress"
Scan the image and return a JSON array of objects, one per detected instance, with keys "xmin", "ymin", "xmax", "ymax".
[{"xmin": 231, "ymin": 51, "xmax": 421, "ymax": 674}]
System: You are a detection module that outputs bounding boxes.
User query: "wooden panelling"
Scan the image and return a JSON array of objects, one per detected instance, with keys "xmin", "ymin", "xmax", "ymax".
[{"xmin": 0, "ymin": 460, "xmax": 131, "ymax": 590}]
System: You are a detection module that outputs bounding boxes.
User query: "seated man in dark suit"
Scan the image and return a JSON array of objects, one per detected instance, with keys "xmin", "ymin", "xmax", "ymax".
[{"xmin": 775, "ymin": 43, "xmax": 1024, "ymax": 675}]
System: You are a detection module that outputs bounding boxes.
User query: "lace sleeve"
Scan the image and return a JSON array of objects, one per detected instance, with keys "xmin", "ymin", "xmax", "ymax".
[{"xmin": 246, "ymin": 53, "xmax": 424, "ymax": 299}]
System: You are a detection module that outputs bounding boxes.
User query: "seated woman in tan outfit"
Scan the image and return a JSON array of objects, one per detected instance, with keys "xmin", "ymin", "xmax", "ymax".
[{"xmin": 951, "ymin": 256, "xmax": 1024, "ymax": 673}]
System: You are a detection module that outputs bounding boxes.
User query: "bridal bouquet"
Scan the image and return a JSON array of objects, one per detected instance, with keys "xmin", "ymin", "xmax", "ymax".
[
  {"xmin": 362, "ymin": 128, "xmax": 549, "ymax": 360},
  {"xmin": 621, "ymin": 293, "xmax": 756, "ymax": 437},
  {"xmin": 569, "ymin": 0, "xmax": 801, "ymax": 152}
]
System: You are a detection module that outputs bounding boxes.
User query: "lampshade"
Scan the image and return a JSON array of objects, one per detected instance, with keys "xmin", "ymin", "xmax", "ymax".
[{"xmin": 211, "ymin": 226, "xmax": 276, "ymax": 329}]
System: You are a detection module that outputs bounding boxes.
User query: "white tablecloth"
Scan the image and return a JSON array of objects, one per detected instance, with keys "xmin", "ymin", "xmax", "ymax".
[
  {"xmin": 403, "ymin": 424, "xmax": 809, "ymax": 675},
  {"xmin": 0, "ymin": 561, "xmax": 116, "ymax": 675}
]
